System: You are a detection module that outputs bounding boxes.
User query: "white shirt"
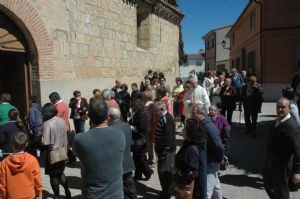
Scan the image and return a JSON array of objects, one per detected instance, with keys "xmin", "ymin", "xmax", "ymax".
[
  {"xmin": 202, "ymin": 77, "xmax": 214, "ymax": 93},
  {"xmin": 184, "ymin": 85, "xmax": 210, "ymax": 117},
  {"xmin": 276, "ymin": 113, "xmax": 291, "ymax": 127}
]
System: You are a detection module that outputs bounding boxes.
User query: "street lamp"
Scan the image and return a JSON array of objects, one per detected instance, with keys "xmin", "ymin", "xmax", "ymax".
[{"xmin": 222, "ymin": 40, "xmax": 230, "ymax": 50}]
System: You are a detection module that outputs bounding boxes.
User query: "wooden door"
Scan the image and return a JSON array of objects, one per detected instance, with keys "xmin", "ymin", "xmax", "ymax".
[{"xmin": 0, "ymin": 51, "xmax": 30, "ymax": 118}]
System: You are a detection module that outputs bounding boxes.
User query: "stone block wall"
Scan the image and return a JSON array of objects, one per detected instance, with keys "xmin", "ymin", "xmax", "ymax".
[{"xmin": 23, "ymin": 0, "xmax": 180, "ymax": 103}]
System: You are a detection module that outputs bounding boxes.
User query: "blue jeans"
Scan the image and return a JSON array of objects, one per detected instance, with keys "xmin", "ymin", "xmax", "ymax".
[
  {"xmin": 207, "ymin": 172, "xmax": 222, "ymax": 199},
  {"xmin": 73, "ymin": 119, "xmax": 85, "ymax": 133}
]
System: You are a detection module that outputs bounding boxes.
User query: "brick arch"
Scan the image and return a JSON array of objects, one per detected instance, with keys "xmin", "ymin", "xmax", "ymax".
[{"xmin": 0, "ymin": 0, "xmax": 54, "ymax": 80}]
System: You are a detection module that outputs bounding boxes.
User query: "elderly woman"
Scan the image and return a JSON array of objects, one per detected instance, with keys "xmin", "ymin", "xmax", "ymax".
[
  {"xmin": 208, "ymin": 105, "xmax": 231, "ymax": 169},
  {"xmin": 172, "ymin": 77, "xmax": 184, "ymax": 119},
  {"xmin": 129, "ymin": 99, "xmax": 153, "ymax": 181},
  {"xmin": 177, "ymin": 82, "xmax": 191, "ymax": 128},
  {"xmin": 219, "ymin": 78, "xmax": 237, "ymax": 125},
  {"xmin": 173, "ymin": 117, "xmax": 208, "ymax": 199},
  {"xmin": 210, "ymin": 79, "xmax": 222, "ymax": 108},
  {"xmin": 142, "ymin": 91, "xmax": 156, "ymax": 166},
  {"xmin": 156, "ymin": 86, "xmax": 173, "ymax": 115},
  {"xmin": 118, "ymin": 84, "xmax": 131, "ymax": 122},
  {"xmin": 101, "ymin": 89, "xmax": 120, "ymax": 109},
  {"xmin": 41, "ymin": 103, "xmax": 71, "ymax": 199}
]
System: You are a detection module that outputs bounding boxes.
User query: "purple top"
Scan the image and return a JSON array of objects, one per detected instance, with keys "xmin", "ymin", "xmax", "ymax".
[{"xmin": 209, "ymin": 114, "xmax": 231, "ymax": 138}]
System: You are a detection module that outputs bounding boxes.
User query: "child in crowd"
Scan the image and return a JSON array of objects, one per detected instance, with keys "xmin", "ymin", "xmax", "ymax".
[{"xmin": 0, "ymin": 132, "xmax": 42, "ymax": 199}]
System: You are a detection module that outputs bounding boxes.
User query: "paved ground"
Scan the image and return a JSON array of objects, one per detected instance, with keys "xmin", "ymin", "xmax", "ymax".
[{"xmin": 40, "ymin": 102, "xmax": 300, "ymax": 198}]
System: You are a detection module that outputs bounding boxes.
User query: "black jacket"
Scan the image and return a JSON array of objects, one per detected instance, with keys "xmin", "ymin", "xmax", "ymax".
[
  {"xmin": 69, "ymin": 97, "xmax": 88, "ymax": 120},
  {"xmin": 219, "ymin": 85, "xmax": 237, "ymax": 109},
  {"xmin": 265, "ymin": 117, "xmax": 300, "ymax": 173},
  {"xmin": 240, "ymin": 85, "xmax": 262, "ymax": 111},
  {"xmin": 155, "ymin": 112, "xmax": 176, "ymax": 156},
  {"xmin": 131, "ymin": 90, "xmax": 142, "ymax": 101},
  {"xmin": 202, "ymin": 117, "xmax": 224, "ymax": 174},
  {"xmin": 118, "ymin": 91, "xmax": 130, "ymax": 113},
  {"xmin": 175, "ymin": 141, "xmax": 207, "ymax": 199}
]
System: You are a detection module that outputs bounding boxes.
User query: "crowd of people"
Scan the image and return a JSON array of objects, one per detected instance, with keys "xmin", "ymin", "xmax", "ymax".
[{"xmin": 0, "ymin": 68, "xmax": 299, "ymax": 199}]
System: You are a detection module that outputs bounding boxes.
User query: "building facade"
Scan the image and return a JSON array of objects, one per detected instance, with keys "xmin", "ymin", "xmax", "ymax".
[
  {"xmin": 180, "ymin": 51, "xmax": 205, "ymax": 81},
  {"xmin": 227, "ymin": 0, "xmax": 300, "ymax": 100},
  {"xmin": 0, "ymin": 0, "xmax": 183, "ymax": 116},
  {"xmin": 202, "ymin": 25, "xmax": 231, "ymax": 72}
]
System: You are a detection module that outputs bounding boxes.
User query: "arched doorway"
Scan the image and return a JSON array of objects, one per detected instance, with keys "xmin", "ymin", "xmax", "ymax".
[{"xmin": 0, "ymin": 11, "xmax": 32, "ymax": 119}]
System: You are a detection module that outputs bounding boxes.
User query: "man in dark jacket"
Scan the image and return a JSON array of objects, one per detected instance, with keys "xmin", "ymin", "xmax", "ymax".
[
  {"xmin": 131, "ymin": 83, "xmax": 142, "ymax": 101},
  {"xmin": 154, "ymin": 101, "xmax": 176, "ymax": 199},
  {"xmin": 191, "ymin": 104, "xmax": 224, "ymax": 199},
  {"xmin": 263, "ymin": 97, "xmax": 300, "ymax": 199},
  {"xmin": 28, "ymin": 95, "xmax": 43, "ymax": 156},
  {"xmin": 240, "ymin": 77, "xmax": 262, "ymax": 137},
  {"xmin": 109, "ymin": 107, "xmax": 137, "ymax": 199}
]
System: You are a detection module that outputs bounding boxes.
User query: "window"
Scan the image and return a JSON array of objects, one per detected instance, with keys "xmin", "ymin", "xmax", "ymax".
[
  {"xmin": 232, "ymin": 60, "xmax": 235, "ymax": 68},
  {"xmin": 206, "ymin": 63, "xmax": 210, "ymax": 70},
  {"xmin": 247, "ymin": 51, "xmax": 256, "ymax": 74},
  {"xmin": 250, "ymin": 10, "xmax": 256, "ymax": 29},
  {"xmin": 137, "ymin": 2, "xmax": 150, "ymax": 49},
  {"xmin": 211, "ymin": 39, "xmax": 215, "ymax": 48},
  {"xmin": 196, "ymin": 60, "xmax": 202, "ymax": 66},
  {"xmin": 206, "ymin": 41, "xmax": 210, "ymax": 50}
]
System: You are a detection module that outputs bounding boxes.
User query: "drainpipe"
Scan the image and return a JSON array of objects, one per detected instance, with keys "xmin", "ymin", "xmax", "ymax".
[{"xmin": 254, "ymin": 0, "xmax": 263, "ymax": 83}]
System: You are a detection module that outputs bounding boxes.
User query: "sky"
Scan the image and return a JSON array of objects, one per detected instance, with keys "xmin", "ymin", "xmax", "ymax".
[{"xmin": 177, "ymin": 0, "xmax": 249, "ymax": 54}]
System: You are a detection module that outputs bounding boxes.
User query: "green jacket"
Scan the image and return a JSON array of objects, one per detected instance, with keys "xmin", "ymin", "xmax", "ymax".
[{"xmin": 0, "ymin": 102, "xmax": 17, "ymax": 126}]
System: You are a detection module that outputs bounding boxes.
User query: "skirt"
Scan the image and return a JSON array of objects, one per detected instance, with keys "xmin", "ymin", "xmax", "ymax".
[{"xmin": 45, "ymin": 149, "xmax": 66, "ymax": 176}]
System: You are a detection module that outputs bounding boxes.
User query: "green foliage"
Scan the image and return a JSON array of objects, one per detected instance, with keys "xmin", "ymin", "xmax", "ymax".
[{"xmin": 179, "ymin": 25, "xmax": 188, "ymax": 65}]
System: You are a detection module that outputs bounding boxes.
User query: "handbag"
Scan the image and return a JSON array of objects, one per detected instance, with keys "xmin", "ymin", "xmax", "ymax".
[
  {"xmin": 49, "ymin": 147, "xmax": 68, "ymax": 164},
  {"xmin": 170, "ymin": 145, "xmax": 199, "ymax": 199},
  {"xmin": 170, "ymin": 166, "xmax": 195, "ymax": 199}
]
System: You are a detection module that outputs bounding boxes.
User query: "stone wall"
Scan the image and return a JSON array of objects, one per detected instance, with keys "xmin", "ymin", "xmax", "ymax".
[{"xmin": 10, "ymin": 0, "xmax": 180, "ymax": 103}]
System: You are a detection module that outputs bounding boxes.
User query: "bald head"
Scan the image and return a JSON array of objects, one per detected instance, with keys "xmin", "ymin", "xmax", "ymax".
[
  {"xmin": 109, "ymin": 107, "xmax": 121, "ymax": 121},
  {"xmin": 276, "ymin": 97, "xmax": 291, "ymax": 119}
]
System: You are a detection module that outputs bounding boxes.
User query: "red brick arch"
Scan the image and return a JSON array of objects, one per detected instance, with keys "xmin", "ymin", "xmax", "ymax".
[{"xmin": 0, "ymin": 0, "xmax": 54, "ymax": 80}]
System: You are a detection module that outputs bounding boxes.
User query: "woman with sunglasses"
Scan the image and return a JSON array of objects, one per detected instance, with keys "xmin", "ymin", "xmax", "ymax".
[{"xmin": 173, "ymin": 117, "xmax": 208, "ymax": 199}]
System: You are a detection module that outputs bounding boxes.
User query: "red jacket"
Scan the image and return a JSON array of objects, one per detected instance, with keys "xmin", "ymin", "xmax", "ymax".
[{"xmin": 55, "ymin": 100, "xmax": 70, "ymax": 132}]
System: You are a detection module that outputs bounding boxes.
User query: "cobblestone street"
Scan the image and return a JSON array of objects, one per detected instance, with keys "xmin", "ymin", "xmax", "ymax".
[{"xmin": 41, "ymin": 103, "xmax": 300, "ymax": 199}]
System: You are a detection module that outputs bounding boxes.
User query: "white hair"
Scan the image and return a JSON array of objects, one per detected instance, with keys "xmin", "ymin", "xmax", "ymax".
[
  {"xmin": 192, "ymin": 104, "xmax": 207, "ymax": 116},
  {"xmin": 101, "ymin": 89, "xmax": 112, "ymax": 100},
  {"xmin": 154, "ymin": 101, "xmax": 166, "ymax": 111}
]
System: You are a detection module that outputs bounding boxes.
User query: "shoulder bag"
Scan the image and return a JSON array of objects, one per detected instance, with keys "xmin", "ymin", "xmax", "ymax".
[
  {"xmin": 170, "ymin": 145, "xmax": 199, "ymax": 199},
  {"xmin": 49, "ymin": 147, "xmax": 68, "ymax": 164}
]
